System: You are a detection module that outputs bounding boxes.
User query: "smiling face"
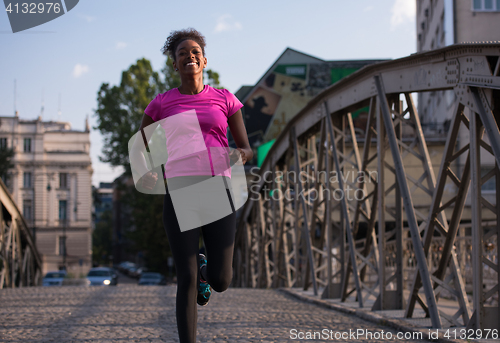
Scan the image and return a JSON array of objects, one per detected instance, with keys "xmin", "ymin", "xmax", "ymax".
[{"xmin": 172, "ymin": 39, "xmax": 207, "ymax": 77}]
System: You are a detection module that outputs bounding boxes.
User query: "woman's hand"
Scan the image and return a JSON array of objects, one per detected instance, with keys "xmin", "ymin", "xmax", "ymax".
[
  {"xmin": 140, "ymin": 171, "xmax": 158, "ymax": 190},
  {"xmin": 236, "ymin": 148, "xmax": 252, "ymax": 164},
  {"xmin": 228, "ymin": 109, "xmax": 253, "ymax": 164}
]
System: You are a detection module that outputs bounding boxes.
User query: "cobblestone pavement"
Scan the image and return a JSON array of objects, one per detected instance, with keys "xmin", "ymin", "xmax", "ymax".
[{"xmin": 0, "ymin": 285, "xmax": 432, "ymax": 343}]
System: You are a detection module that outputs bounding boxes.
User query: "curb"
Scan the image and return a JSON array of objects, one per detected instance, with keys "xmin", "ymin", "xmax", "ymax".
[{"xmin": 278, "ymin": 288, "xmax": 470, "ymax": 343}]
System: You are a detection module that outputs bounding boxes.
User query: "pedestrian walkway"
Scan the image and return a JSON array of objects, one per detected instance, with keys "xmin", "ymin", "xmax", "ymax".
[
  {"xmin": 1, "ymin": 285, "xmax": 436, "ymax": 342},
  {"xmin": 282, "ymin": 288, "xmax": 497, "ymax": 343}
]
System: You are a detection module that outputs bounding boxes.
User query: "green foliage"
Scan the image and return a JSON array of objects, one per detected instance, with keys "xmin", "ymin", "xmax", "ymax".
[
  {"xmin": 121, "ymin": 186, "xmax": 170, "ymax": 274},
  {"xmin": 0, "ymin": 147, "xmax": 15, "ymax": 185},
  {"xmin": 205, "ymin": 69, "xmax": 222, "ymax": 89},
  {"xmin": 93, "ymin": 58, "xmax": 164, "ymax": 174},
  {"xmin": 92, "ymin": 209, "xmax": 113, "ymax": 266},
  {"xmin": 162, "ymin": 56, "xmax": 181, "ymax": 90}
]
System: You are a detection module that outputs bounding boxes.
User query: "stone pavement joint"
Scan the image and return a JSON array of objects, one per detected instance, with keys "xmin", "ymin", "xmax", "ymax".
[{"xmin": 0, "ymin": 285, "xmax": 439, "ymax": 342}]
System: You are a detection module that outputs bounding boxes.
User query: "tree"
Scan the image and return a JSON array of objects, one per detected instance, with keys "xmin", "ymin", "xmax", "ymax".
[
  {"xmin": 120, "ymin": 184, "xmax": 169, "ymax": 274},
  {"xmin": 0, "ymin": 147, "xmax": 15, "ymax": 186},
  {"xmin": 94, "ymin": 58, "xmax": 164, "ymax": 174},
  {"xmin": 205, "ymin": 69, "xmax": 222, "ymax": 88},
  {"xmin": 162, "ymin": 55, "xmax": 181, "ymax": 91},
  {"xmin": 92, "ymin": 209, "xmax": 113, "ymax": 266}
]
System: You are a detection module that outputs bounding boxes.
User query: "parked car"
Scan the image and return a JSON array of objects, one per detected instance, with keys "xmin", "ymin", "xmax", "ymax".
[
  {"xmin": 86, "ymin": 267, "xmax": 118, "ymax": 286},
  {"xmin": 42, "ymin": 271, "xmax": 67, "ymax": 286},
  {"xmin": 138, "ymin": 272, "xmax": 166, "ymax": 285},
  {"xmin": 117, "ymin": 261, "xmax": 135, "ymax": 273},
  {"xmin": 130, "ymin": 268, "xmax": 138, "ymax": 278},
  {"xmin": 132, "ymin": 267, "xmax": 148, "ymax": 279},
  {"xmin": 124, "ymin": 264, "xmax": 137, "ymax": 276}
]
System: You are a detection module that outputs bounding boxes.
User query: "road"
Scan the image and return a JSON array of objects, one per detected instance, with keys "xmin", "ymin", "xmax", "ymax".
[{"xmin": 0, "ymin": 284, "xmax": 432, "ymax": 342}]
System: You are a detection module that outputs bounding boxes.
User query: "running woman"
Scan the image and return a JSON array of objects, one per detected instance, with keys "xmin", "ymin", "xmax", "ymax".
[{"xmin": 137, "ymin": 28, "xmax": 252, "ymax": 343}]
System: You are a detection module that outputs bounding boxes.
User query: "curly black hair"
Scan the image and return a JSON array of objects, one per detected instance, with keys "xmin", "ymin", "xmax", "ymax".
[{"xmin": 161, "ymin": 28, "xmax": 206, "ymax": 61}]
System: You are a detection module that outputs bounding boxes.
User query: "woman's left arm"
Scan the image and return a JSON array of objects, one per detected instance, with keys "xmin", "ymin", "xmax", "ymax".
[{"xmin": 228, "ymin": 109, "xmax": 253, "ymax": 164}]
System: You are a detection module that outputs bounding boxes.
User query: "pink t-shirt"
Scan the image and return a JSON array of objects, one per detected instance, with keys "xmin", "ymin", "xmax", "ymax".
[{"xmin": 144, "ymin": 85, "xmax": 243, "ymax": 178}]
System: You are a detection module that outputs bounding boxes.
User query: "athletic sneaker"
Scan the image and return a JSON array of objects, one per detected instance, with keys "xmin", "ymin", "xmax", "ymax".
[{"xmin": 197, "ymin": 253, "xmax": 211, "ymax": 306}]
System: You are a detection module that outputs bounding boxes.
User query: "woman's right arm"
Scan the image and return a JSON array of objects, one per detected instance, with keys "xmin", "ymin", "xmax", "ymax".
[
  {"xmin": 129, "ymin": 114, "xmax": 159, "ymax": 189},
  {"xmin": 139, "ymin": 112, "xmax": 156, "ymax": 131}
]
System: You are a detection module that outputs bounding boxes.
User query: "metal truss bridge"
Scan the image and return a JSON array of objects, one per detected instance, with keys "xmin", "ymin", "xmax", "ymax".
[
  {"xmin": 234, "ymin": 43, "xmax": 500, "ymax": 331},
  {"xmin": 0, "ymin": 179, "xmax": 42, "ymax": 288},
  {"xmin": 1, "ymin": 42, "xmax": 499, "ymax": 333}
]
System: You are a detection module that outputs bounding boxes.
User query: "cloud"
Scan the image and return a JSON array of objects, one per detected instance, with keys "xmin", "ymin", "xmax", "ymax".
[
  {"xmin": 73, "ymin": 64, "xmax": 89, "ymax": 78},
  {"xmin": 115, "ymin": 42, "xmax": 127, "ymax": 50},
  {"xmin": 363, "ymin": 5, "xmax": 374, "ymax": 12},
  {"xmin": 214, "ymin": 14, "xmax": 242, "ymax": 33},
  {"xmin": 78, "ymin": 14, "xmax": 96, "ymax": 22},
  {"xmin": 390, "ymin": 0, "xmax": 416, "ymax": 29}
]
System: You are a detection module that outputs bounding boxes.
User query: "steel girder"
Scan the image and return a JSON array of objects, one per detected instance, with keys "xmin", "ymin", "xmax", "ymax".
[
  {"xmin": 233, "ymin": 43, "xmax": 500, "ymax": 330},
  {"xmin": 0, "ymin": 179, "xmax": 42, "ymax": 288}
]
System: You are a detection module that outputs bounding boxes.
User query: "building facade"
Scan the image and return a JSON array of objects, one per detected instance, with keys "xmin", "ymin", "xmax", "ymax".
[
  {"xmin": 233, "ymin": 47, "xmax": 387, "ymax": 165},
  {"xmin": 417, "ymin": 0, "xmax": 500, "ymax": 127},
  {"xmin": 0, "ymin": 113, "xmax": 93, "ymax": 276},
  {"xmin": 416, "ymin": 0, "xmax": 500, "ymax": 204}
]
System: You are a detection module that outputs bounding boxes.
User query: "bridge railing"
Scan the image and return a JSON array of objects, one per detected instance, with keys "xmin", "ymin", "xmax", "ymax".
[
  {"xmin": 234, "ymin": 43, "xmax": 500, "ymax": 330},
  {"xmin": 0, "ymin": 178, "xmax": 43, "ymax": 288}
]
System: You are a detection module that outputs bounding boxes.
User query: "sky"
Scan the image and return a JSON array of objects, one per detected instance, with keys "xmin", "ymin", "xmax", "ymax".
[{"xmin": 0, "ymin": 0, "xmax": 416, "ymax": 187}]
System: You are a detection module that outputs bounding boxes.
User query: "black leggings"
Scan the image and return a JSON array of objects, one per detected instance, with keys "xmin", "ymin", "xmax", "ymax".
[{"xmin": 163, "ymin": 192, "xmax": 237, "ymax": 343}]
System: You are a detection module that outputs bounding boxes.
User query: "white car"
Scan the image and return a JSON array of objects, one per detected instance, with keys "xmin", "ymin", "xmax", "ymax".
[
  {"xmin": 42, "ymin": 271, "xmax": 67, "ymax": 286},
  {"xmin": 86, "ymin": 267, "xmax": 118, "ymax": 286}
]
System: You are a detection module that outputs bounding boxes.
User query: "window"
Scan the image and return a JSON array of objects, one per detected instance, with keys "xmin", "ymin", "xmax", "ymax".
[
  {"xmin": 23, "ymin": 172, "xmax": 32, "ymax": 188},
  {"xmin": 59, "ymin": 200, "xmax": 67, "ymax": 220},
  {"xmin": 472, "ymin": 0, "xmax": 500, "ymax": 11},
  {"xmin": 0, "ymin": 137, "xmax": 7, "ymax": 150},
  {"xmin": 23, "ymin": 200, "xmax": 32, "ymax": 220},
  {"xmin": 23, "ymin": 138, "xmax": 31, "ymax": 152},
  {"xmin": 58, "ymin": 236, "xmax": 66, "ymax": 256},
  {"xmin": 59, "ymin": 173, "xmax": 68, "ymax": 189}
]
